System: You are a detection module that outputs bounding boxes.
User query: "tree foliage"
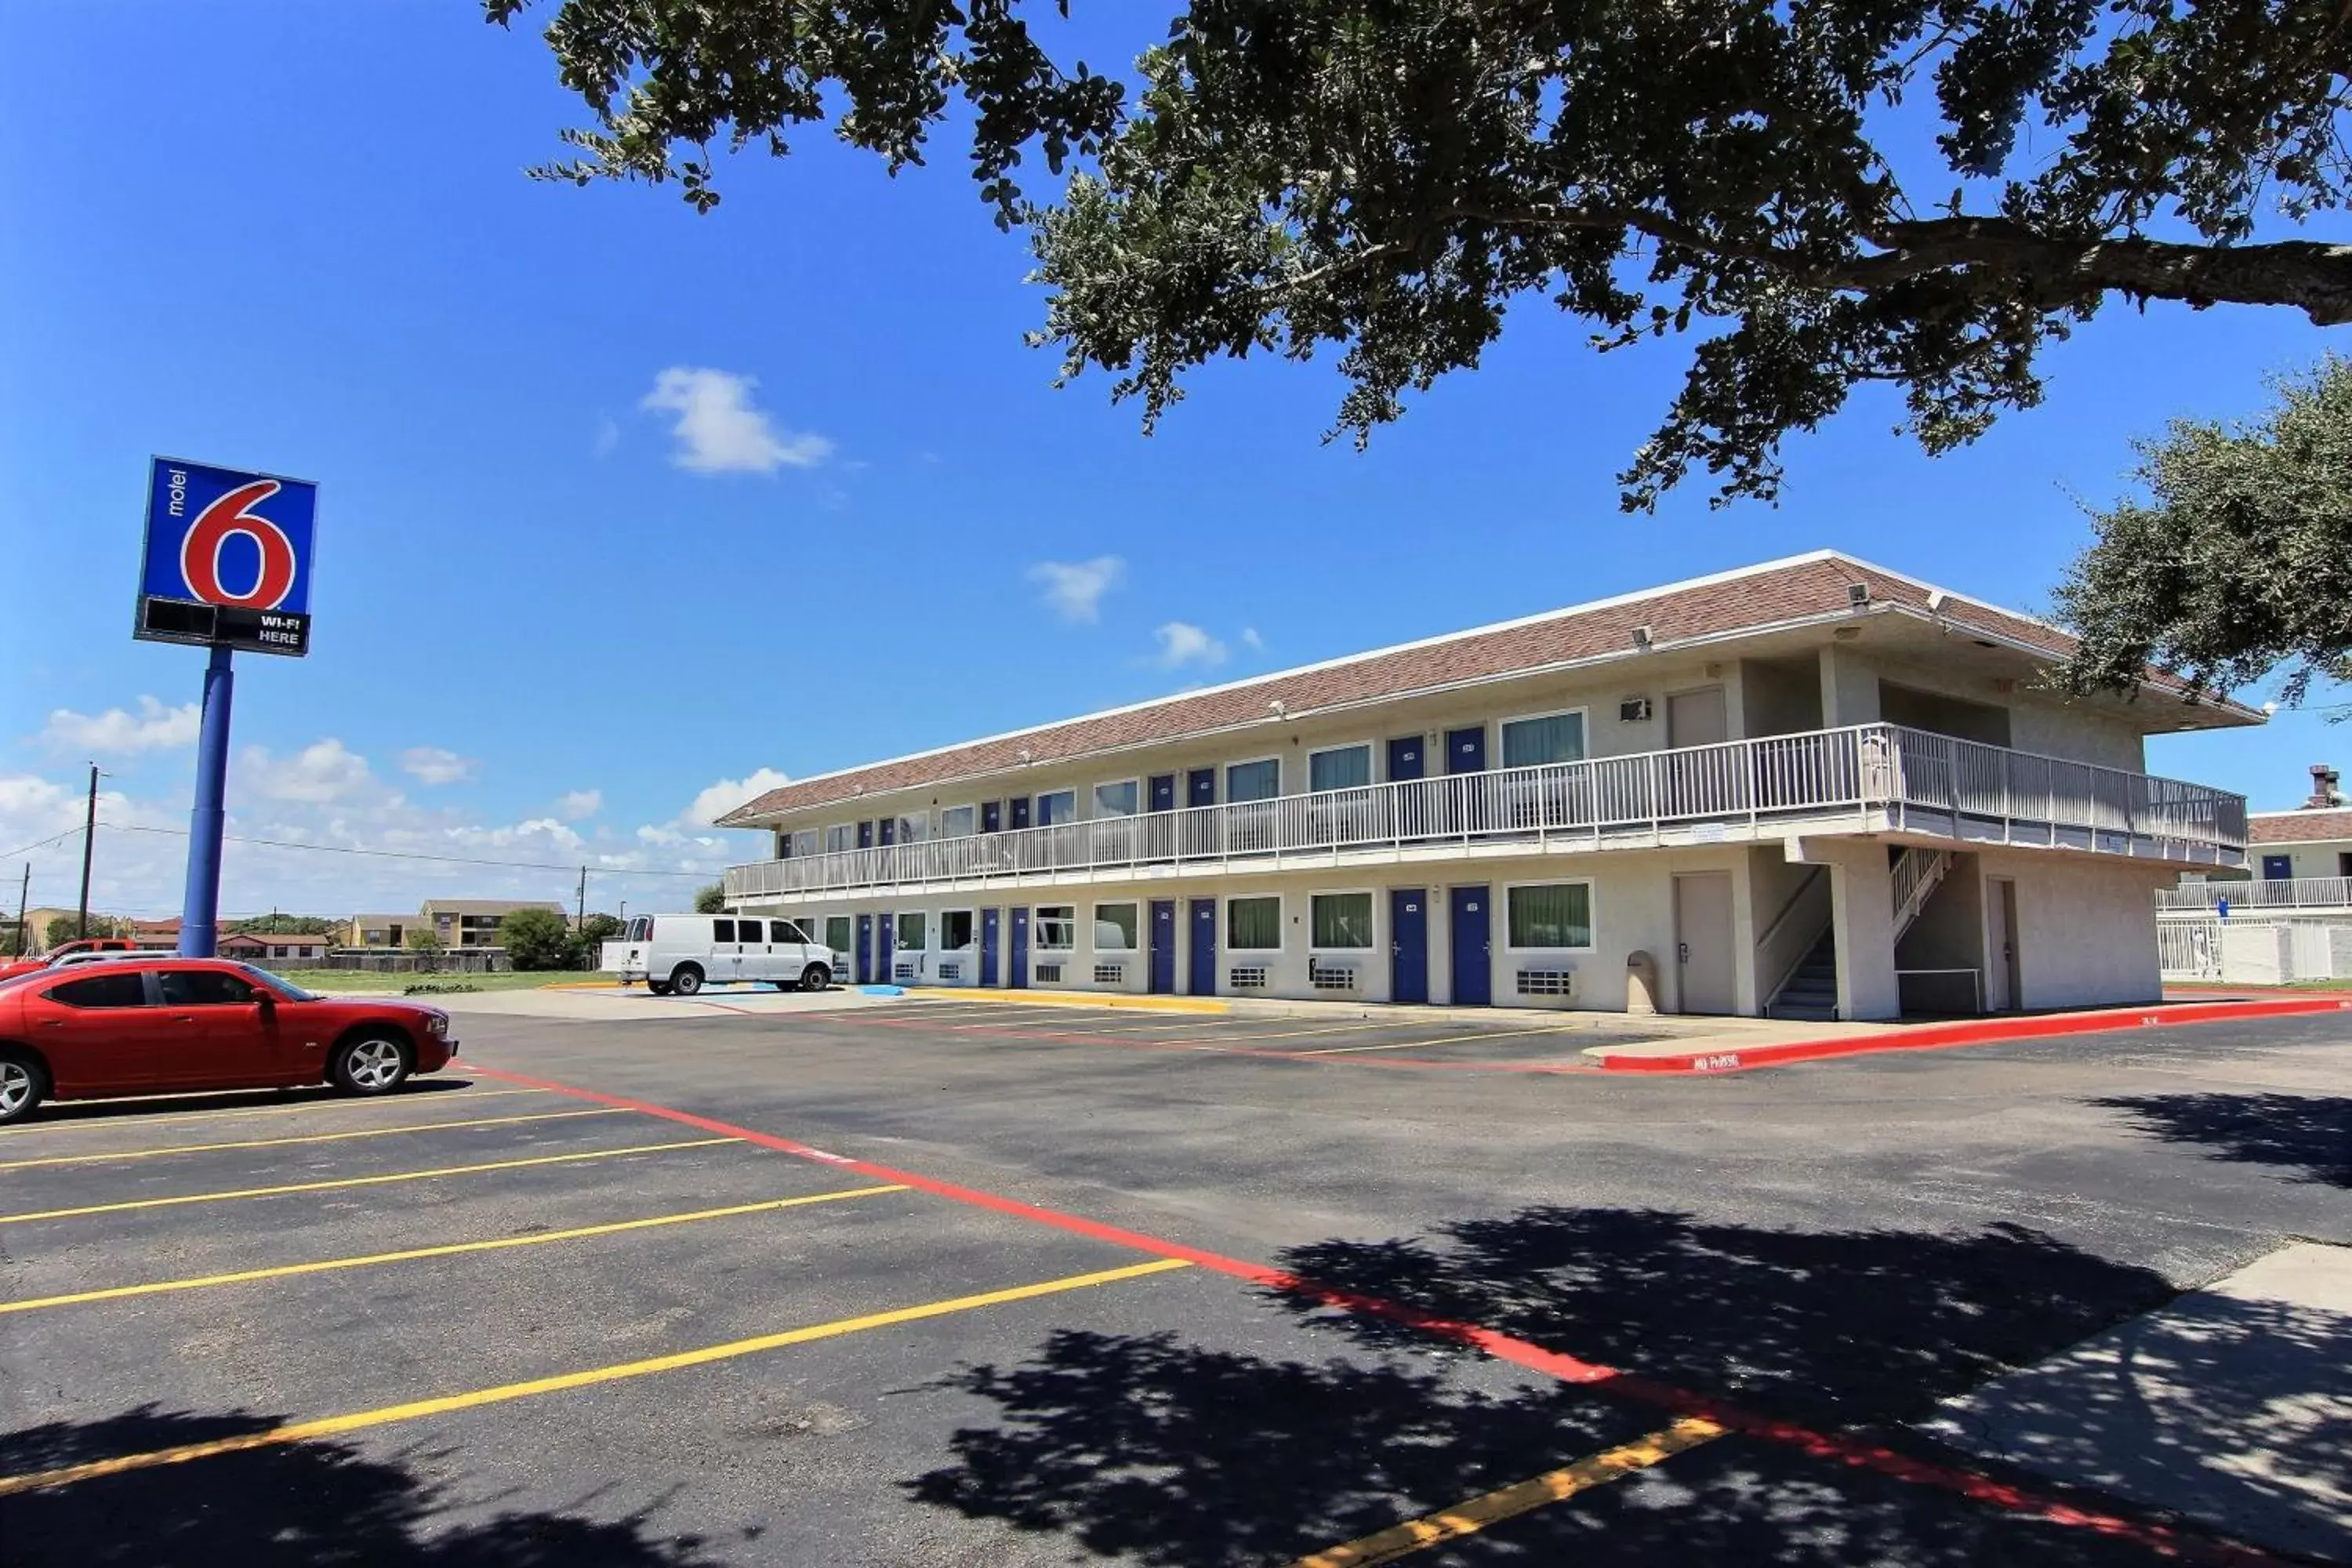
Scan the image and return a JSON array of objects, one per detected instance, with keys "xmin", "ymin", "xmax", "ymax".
[
  {"xmin": 2056, "ymin": 355, "xmax": 2352, "ymax": 710},
  {"xmin": 693, "ymin": 882, "xmax": 726, "ymax": 914},
  {"xmin": 499, "ymin": 906, "xmax": 577, "ymax": 970},
  {"xmin": 404, "ymin": 925, "xmax": 445, "ymax": 954},
  {"xmin": 495, "ymin": 0, "xmax": 2352, "ymax": 506},
  {"xmin": 45, "ymin": 914, "xmax": 118, "ymax": 948}
]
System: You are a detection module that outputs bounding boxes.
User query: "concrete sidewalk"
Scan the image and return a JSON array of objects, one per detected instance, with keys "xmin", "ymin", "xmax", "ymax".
[{"xmin": 1923, "ymin": 1243, "xmax": 2352, "ymax": 1562}]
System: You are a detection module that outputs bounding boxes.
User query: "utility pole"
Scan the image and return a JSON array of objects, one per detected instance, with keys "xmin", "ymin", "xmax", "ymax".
[
  {"xmin": 13, "ymin": 863, "xmax": 27, "ymax": 958},
  {"xmin": 576, "ymin": 866, "xmax": 587, "ymax": 927},
  {"xmin": 76, "ymin": 763, "xmax": 99, "ymax": 939}
]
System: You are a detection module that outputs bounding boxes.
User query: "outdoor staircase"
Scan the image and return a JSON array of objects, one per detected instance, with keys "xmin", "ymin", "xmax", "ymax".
[
  {"xmin": 1763, "ymin": 847, "xmax": 1958, "ymax": 1022},
  {"xmin": 1765, "ymin": 930, "xmax": 1840, "ymax": 1021}
]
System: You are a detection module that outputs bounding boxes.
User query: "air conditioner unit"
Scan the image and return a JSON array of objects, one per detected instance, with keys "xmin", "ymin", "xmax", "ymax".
[{"xmin": 1619, "ymin": 697, "xmax": 1653, "ymax": 723}]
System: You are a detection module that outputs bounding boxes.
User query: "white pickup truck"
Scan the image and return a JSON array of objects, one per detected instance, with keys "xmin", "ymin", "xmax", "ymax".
[{"xmin": 602, "ymin": 913, "xmax": 836, "ymax": 996}]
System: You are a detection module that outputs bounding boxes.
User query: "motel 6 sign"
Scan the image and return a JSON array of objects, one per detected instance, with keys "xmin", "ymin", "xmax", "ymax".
[{"xmin": 133, "ymin": 457, "xmax": 318, "ymax": 657}]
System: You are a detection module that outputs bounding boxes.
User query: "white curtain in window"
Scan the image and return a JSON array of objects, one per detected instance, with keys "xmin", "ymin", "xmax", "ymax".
[
  {"xmin": 1501, "ymin": 713, "xmax": 1586, "ymax": 768},
  {"xmin": 1225, "ymin": 759, "xmax": 1280, "ymax": 802},
  {"xmin": 1308, "ymin": 746, "xmax": 1371, "ymax": 792}
]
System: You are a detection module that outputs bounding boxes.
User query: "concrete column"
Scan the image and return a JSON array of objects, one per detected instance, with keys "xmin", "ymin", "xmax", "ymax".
[
  {"xmin": 1817, "ymin": 644, "xmax": 1881, "ymax": 728},
  {"xmin": 1809, "ymin": 837, "xmax": 1900, "ymax": 1021}
]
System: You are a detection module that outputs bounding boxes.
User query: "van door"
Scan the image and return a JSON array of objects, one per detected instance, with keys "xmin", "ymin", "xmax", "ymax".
[{"xmin": 710, "ymin": 917, "xmax": 740, "ymax": 984}]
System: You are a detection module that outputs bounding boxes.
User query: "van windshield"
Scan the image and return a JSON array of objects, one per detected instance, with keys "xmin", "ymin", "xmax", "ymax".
[{"xmin": 627, "ymin": 916, "xmax": 653, "ymax": 942}]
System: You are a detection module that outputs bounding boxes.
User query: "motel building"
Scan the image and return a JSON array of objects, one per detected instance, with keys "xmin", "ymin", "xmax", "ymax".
[{"xmin": 719, "ymin": 553, "xmax": 2256, "ymax": 1021}]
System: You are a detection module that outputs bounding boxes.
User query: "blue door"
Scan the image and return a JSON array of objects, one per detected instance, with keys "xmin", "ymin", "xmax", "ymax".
[
  {"xmin": 1187, "ymin": 768, "xmax": 1216, "ymax": 808},
  {"xmin": 981, "ymin": 908, "xmax": 1001, "ymax": 985},
  {"xmin": 2261, "ymin": 854, "xmax": 2293, "ymax": 880},
  {"xmin": 879, "ymin": 817, "xmax": 896, "ymax": 846},
  {"xmin": 982, "ymin": 800, "xmax": 1002, "ymax": 834},
  {"xmin": 877, "ymin": 914, "xmax": 896, "ymax": 982},
  {"xmin": 1390, "ymin": 888, "xmax": 1429, "ymax": 1004},
  {"xmin": 1009, "ymin": 907, "xmax": 1030, "ymax": 987},
  {"xmin": 1389, "ymin": 735, "xmax": 1428, "ymax": 837},
  {"xmin": 1009, "ymin": 797, "xmax": 1031, "ymax": 831},
  {"xmin": 855, "ymin": 913, "xmax": 873, "ymax": 984},
  {"xmin": 1189, "ymin": 898, "xmax": 1218, "ymax": 995},
  {"xmin": 1387, "ymin": 736, "xmax": 1425, "ymax": 782},
  {"xmin": 1450, "ymin": 886, "xmax": 1491, "ymax": 1006},
  {"xmin": 1149, "ymin": 775, "xmax": 1176, "ymax": 812},
  {"xmin": 1149, "ymin": 900, "xmax": 1177, "ymax": 993},
  {"xmin": 857, "ymin": 820, "xmax": 874, "ymax": 850},
  {"xmin": 1444, "ymin": 726, "xmax": 1486, "ymax": 775}
]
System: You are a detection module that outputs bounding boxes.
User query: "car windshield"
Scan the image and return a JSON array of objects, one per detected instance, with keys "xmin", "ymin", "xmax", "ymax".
[{"xmin": 234, "ymin": 964, "xmax": 319, "ymax": 1001}]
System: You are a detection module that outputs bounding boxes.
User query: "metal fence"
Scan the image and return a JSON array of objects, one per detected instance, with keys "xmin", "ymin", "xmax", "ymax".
[{"xmin": 2157, "ymin": 876, "xmax": 2352, "ymax": 913}]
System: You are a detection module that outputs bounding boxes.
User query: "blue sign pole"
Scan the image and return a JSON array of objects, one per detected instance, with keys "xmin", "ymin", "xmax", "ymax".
[{"xmin": 178, "ymin": 645, "xmax": 236, "ymax": 958}]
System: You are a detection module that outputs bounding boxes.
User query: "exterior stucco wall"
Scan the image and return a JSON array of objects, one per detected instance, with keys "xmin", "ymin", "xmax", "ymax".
[
  {"xmin": 1984, "ymin": 849, "xmax": 2166, "ymax": 1009},
  {"xmin": 2249, "ymin": 836, "xmax": 2352, "ymax": 878}
]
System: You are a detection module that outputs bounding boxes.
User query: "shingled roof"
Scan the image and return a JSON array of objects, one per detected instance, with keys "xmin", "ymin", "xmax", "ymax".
[
  {"xmin": 719, "ymin": 550, "xmax": 2257, "ymax": 826},
  {"xmin": 2250, "ymin": 809, "xmax": 2352, "ymax": 844}
]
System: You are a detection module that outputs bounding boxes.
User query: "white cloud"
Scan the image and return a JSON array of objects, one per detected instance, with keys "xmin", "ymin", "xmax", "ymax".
[
  {"xmin": 241, "ymin": 739, "xmax": 378, "ymax": 804},
  {"xmin": 1240, "ymin": 627, "xmax": 1265, "ymax": 652},
  {"xmin": 556, "ymin": 789, "xmax": 604, "ymax": 821},
  {"xmin": 39, "ymin": 696, "xmax": 200, "ymax": 755},
  {"xmin": 400, "ymin": 746, "xmax": 478, "ymax": 786},
  {"xmin": 1029, "ymin": 556, "xmax": 1125, "ymax": 623},
  {"xmin": 641, "ymin": 367, "xmax": 832, "ymax": 474},
  {"xmin": 677, "ymin": 767, "xmax": 792, "ymax": 829},
  {"xmin": 1153, "ymin": 622, "xmax": 1229, "ymax": 670}
]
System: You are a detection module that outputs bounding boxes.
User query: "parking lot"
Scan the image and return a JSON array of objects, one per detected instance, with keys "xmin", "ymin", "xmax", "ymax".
[{"xmin": 3, "ymin": 994, "xmax": 2347, "ymax": 1566}]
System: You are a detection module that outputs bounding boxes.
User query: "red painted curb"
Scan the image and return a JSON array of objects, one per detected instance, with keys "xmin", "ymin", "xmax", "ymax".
[
  {"xmin": 1597, "ymin": 995, "xmax": 2352, "ymax": 1075},
  {"xmin": 453, "ymin": 1059, "xmax": 2284, "ymax": 1565}
]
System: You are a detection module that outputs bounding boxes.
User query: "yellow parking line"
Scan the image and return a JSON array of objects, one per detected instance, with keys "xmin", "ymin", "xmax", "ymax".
[
  {"xmin": 0, "ymin": 1256, "xmax": 1192, "ymax": 1497},
  {"xmin": 0, "ymin": 1087, "xmax": 550, "ymax": 1140},
  {"xmin": 1296, "ymin": 1022, "xmax": 1593, "ymax": 1056},
  {"xmin": 1181, "ymin": 1021, "xmax": 1403, "ymax": 1044},
  {"xmin": 1051, "ymin": 1014, "xmax": 1258, "ymax": 1034},
  {"xmin": 0, "ymin": 1185, "xmax": 910, "ymax": 1315},
  {"xmin": 0, "ymin": 1107, "xmax": 628, "ymax": 1172},
  {"xmin": 1289, "ymin": 1417, "xmax": 1726, "ymax": 1566},
  {"xmin": 0, "ymin": 1137, "xmax": 739, "ymax": 1225}
]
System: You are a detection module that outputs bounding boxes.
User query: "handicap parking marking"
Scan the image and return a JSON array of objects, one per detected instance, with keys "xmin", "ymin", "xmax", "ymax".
[
  {"xmin": 0, "ymin": 1137, "xmax": 742, "ymax": 1225},
  {"xmin": 0, "ymin": 1257, "xmax": 1194, "ymax": 1498},
  {"xmin": 0, "ymin": 1107, "xmax": 631, "ymax": 1174},
  {"xmin": 0, "ymin": 1184, "xmax": 911, "ymax": 1316}
]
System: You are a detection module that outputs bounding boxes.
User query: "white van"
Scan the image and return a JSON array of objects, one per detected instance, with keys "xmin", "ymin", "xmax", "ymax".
[{"xmin": 602, "ymin": 914, "xmax": 836, "ymax": 996}]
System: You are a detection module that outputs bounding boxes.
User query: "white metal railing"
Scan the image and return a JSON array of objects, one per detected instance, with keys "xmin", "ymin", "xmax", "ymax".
[
  {"xmin": 724, "ymin": 722, "xmax": 2248, "ymax": 902},
  {"xmin": 2156, "ymin": 875, "xmax": 2352, "ymax": 913}
]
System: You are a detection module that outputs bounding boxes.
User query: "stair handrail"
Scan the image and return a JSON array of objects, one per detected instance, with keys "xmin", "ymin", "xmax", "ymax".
[{"xmin": 1759, "ymin": 865, "xmax": 1834, "ymax": 1007}]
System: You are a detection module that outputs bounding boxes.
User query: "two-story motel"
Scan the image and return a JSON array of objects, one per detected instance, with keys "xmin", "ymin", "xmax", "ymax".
[{"xmin": 719, "ymin": 553, "xmax": 2256, "ymax": 1020}]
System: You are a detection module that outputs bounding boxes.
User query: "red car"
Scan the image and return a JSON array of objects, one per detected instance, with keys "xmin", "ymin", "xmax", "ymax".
[
  {"xmin": 0, "ymin": 957, "xmax": 456, "ymax": 1125},
  {"xmin": 0, "ymin": 935, "xmax": 137, "ymax": 982}
]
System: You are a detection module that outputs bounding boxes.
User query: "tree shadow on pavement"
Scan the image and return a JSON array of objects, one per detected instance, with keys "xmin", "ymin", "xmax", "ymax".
[
  {"xmin": 2091, "ymin": 1093, "xmax": 2352, "ymax": 1187},
  {"xmin": 909, "ymin": 1208, "xmax": 2198, "ymax": 1566},
  {"xmin": 0, "ymin": 1406, "xmax": 725, "ymax": 1568}
]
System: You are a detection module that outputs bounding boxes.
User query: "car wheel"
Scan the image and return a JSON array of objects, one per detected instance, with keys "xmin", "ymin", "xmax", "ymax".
[
  {"xmin": 648, "ymin": 980, "xmax": 674, "ymax": 996},
  {"xmin": 670, "ymin": 964, "xmax": 705, "ymax": 996},
  {"xmin": 800, "ymin": 964, "xmax": 830, "ymax": 993},
  {"xmin": 332, "ymin": 1033, "xmax": 412, "ymax": 1096},
  {"xmin": 0, "ymin": 1051, "xmax": 48, "ymax": 1126}
]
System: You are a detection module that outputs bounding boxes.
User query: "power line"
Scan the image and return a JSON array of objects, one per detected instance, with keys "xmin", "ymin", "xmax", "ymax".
[
  {"xmin": 99, "ymin": 822, "xmax": 716, "ymax": 879},
  {"xmin": 0, "ymin": 826, "xmax": 89, "ymax": 861}
]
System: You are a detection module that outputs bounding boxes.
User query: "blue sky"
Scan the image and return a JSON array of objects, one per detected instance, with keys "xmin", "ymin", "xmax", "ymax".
[{"xmin": 2, "ymin": 4, "xmax": 2343, "ymax": 920}]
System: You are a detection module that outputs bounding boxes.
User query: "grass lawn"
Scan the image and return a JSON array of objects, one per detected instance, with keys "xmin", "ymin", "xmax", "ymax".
[{"xmin": 273, "ymin": 969, "xmax": 597, "ymax": 996}]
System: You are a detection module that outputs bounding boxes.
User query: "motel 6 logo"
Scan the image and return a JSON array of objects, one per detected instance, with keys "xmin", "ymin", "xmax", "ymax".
[{"xmin": 142, "ymin": 459, "xmax": 318, "ymax": 614}]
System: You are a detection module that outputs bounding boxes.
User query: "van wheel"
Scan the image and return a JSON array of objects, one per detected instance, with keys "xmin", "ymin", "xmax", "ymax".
[
  {"xmin": 670, "ymin": 964, "xmax": 704, "ymax": 996},
  {"xmin": 800, "ymin": 964, "xmax": 830, "ymax": 993},
  {"xmin": 648, "ymin": 980, "xmax": 674, "ymax": 996},
  {"xmin": 332, "ymin": 1033, "xmax": 412, "ymax": 1096},
  {"xmin": 0, "ymin": 1051, "xmax": 48, "ymax": 1126}
]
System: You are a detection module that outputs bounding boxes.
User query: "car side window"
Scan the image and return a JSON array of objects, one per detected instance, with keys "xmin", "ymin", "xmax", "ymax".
[
  {"xmin": 158, "ymin": 970, "xmax": 258, "ymax": 1006},
  {"xmin": 48, "ymin": 972, "xmax": 151, "ymax": 1009}
]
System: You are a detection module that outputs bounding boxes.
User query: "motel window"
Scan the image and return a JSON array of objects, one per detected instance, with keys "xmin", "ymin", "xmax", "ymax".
[
  {"xmin": 1501, "ymin": 713, "xmax": 1586, "ymax": 768},
  {"xmin": 825, "ymin": 916, "xmax": 852, "ymax": 953},
  {"xmin": 1310, "ymin": 893, "xmax": 1374, "ymax": 950},
  {"xmin": 1308, "ymin": 745, "xmax": 1371, "ymax": 793},
  {"xmin": 791, "ymin": 829, "xmax": 819, "ymax": 857},
  {"xmin": 1092, "ymin": 780, "xmax": 1139, "ymax": 818},
  {"xmin": 896, "ymin": 813, "xmax": 929, "ymax": 844},
  {"xmin": 940, "ymin": 804, "xmax": 977, "ymax": 838},
  {"xmin": 1093, "ymin": 903, "xmax": 1139, "ymax": 951},
  {"xmin": 896, "ymin": 912, "xmax": 927, "ymax": 952},
  {"xmin": 941, "ymin": 910, "xmax": 975, "ymax": 950},
  {"xmin": 1036, "ymin": 906, "xmax": 1077, "ymax": 950},
  {"xmin": 1225, "ymin": 759, "xmax": 1280, "ymax": 803},
  {"xmin": 1226, "ymin": 896, "xmax": 1281, "ymax": 952},
  {"xmin": 1036, "ymin": 789, "xmax": 1078, "ymax": 826},
  {"xmin": 1508, "ymin": 884, "xmax": 1593, "ymax": 949},
  {"xmin": 825, "ymin": 824, "xmax": 855, "ymax": 855}
]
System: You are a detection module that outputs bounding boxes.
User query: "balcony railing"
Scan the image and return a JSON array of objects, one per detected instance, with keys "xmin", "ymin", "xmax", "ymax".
[
  {"xmin": 2157, "ymin": 875, "xmax": 2352, "ymax": 913},
  {"xmin": 724, "ymin": 723, "xmax": 2248, "ymax": 902}
]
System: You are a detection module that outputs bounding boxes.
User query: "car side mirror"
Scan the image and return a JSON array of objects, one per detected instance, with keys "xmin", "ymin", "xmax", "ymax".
[{"xmin": 255, "ymin": 992, "xmax": 276, "ymax": 1011}]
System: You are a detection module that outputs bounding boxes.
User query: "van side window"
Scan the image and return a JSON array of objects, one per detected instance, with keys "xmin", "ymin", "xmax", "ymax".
[
  {"xmin": 737, "ymin": 920, "xmax": 764, "ymax": 944},
  {"xmin": 712, "ymin": 919, "xmax": 736, "ymax": 942},
  {"xmin": 777, "ymin": 922, "xmax": 808, "ymax": 945}
]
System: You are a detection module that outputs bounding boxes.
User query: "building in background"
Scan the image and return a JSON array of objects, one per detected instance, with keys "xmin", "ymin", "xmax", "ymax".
[
  {"xmin": 346, "ymin": 899, "xmax": 567, "ymax": 950},
  {"xmin": 719, "ymin": 551, "xmax": 2253, "ymax": 1021}
]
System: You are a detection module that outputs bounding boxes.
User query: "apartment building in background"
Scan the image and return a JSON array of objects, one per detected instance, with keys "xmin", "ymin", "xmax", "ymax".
[
  {"xmin": 718, "ymin": 552, "xmax": 2254, "ymax": 1021},
  {"xmin": 346, "ymin": 899, "xmax": 566, "ymax": 950}
]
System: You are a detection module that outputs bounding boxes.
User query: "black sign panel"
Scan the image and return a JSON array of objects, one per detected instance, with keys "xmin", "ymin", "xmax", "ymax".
[{"xmin": 137, "ymin": 597, "xmax": 312, "ymax": 658}]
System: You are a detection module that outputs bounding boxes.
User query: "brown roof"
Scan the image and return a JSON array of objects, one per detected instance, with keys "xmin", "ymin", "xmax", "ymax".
[
  {"xmin": 720, "ymin": 550, "xmax": 2256, "ymax": 825},
  {"xmin": 2250, "ymin": 809, "xmax": 2352, "ymax": 844}
]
